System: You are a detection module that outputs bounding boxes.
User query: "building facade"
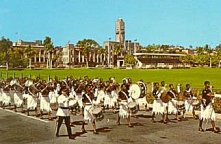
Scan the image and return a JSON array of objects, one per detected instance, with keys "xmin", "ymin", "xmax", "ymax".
[
  {"xmin": 62, "ymin": 44, "xmax": 106, "ymax": 68},
  {"xmin": 104, "ymin": 18, "xmax": 141, "ymax": 67},
  {"xmin": 12, "ymin": 39, "xmax": 62, "ymax": 68}
]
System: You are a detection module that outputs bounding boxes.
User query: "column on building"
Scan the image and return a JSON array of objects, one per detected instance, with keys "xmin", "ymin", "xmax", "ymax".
[
  {"xmin": 78, "ymin": 51, "xmax": 81, "ymax": 63},
  {"xmin": 43, "ymin": 51, "xmax": 46, "ymax": 62},
  {"xmin": 93, "ymin": 52, "xmax": 96, "ymax": 63},
  {"xmin": 82, "ymin": 55, "xmax": 84, "ymax": 63},
  {"xmin": 89, "ymin": 52, "xmax": 91, "ymax": 62},
  {"xmin": 38, "ymin": 50, "xmax": 41, "ymax": 62},
  {"xmin": 97, "ymin": 54, "xmax": 99, "ymax": 63},
  {"xmin": 34, "ymin": 53, "xmax": 37, "ymax": 63},
  {"xmin": 107, "ymin": 42, "xmax": 110, "ymax": 66}
]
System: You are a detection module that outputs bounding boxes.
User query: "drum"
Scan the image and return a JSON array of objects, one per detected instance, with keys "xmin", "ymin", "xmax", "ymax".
[
  {"xmin": 176, "ymin": 101, "xmax": 185, "ymax": 111},
  {"xmin": 160, "ymin": 92, "xmax": 171, "ymax": 103},
  {"xmin": 192, "ymin": 99, "xmax": 200, "ymax": 110},
  {"xmin": 128, "ymin": 102, "xmax": 138, "ymax": 114},
  {"xmin": 177, "ymin": 93, "xmax": 185, "ymax": 101},
  {"xmin": 129, "ymin": 84, "xmax": 141, "ymax": 99},
  {"xmin": 50, "ymin": 103, "xmax": 58, "ymax": 111},
  {"xmin": 69, "ymin": 99, "xmax": 78, "ymax": 109},
  {"xmin": 10, "ymin": 79, "xmax": 18, "ymax": 86},
  {"xmin": 25, "ymin": 80, "xmax": 33, "ymax": 87},
  {"xmin": 92, "ymin": 107, "xmax": 104, "ymax": 121}
]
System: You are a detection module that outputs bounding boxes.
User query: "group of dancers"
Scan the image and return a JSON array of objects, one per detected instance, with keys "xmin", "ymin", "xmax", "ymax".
[
  {"xmin": 151, "ymin": 81, "xmax": 218, "ymax": 133},
  {"xmin": 0, "ymin": 76, "xmax": 219, "ymax": 139}
]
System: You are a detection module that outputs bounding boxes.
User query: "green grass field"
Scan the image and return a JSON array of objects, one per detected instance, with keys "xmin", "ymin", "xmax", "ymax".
[{"xmin": 0, "ymin": 68, "xmax": 221, "ymax": 90}]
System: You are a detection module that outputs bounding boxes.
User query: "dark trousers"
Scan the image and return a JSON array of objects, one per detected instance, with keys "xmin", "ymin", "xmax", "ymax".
[{"xmin": 56, "ymin": 116, "xmax": 72, "ymax": 136}]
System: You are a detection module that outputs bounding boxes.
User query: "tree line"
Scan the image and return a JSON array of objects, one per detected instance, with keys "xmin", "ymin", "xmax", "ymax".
[{"xmin": 1, "ymin": 36, "xmax": 220, "ymax": 69}]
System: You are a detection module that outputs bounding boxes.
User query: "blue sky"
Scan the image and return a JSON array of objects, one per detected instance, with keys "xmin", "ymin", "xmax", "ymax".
[{"xmin": 0, "ymin": 0, "xmax": 221, "ymax": 48}]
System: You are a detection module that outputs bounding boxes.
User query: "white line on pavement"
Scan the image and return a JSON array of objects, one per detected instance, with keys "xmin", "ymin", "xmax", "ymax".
[{"xmin": 0, "ymin": 108, "xmax": 49, "ymax": 123}]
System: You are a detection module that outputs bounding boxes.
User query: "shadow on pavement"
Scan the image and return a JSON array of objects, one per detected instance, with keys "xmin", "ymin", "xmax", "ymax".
[{"xmin": 135, "ymin": 114, "xmax": 152, "ymax": 119}]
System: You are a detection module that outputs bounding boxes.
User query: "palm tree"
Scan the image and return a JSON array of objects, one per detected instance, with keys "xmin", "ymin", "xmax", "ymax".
[
  {"xmin": 76, "ymin": 39, "xmax": 99, "ymax": 68},
  {"xmin": 0, "ymin": 37, "xmax": 13, "ymax": 70},
  {"xmin": 43, "ymin": 36, "xmax": 54, "ymax": 69},
  {"xmin": 25, "ymin": 45, "xmax": 34, "ymax": 69}
]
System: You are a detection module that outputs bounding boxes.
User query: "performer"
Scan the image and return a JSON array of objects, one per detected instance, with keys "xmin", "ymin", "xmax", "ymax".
[
  {"xmin": 74, "ymin": 80, "xmax": 84, "ymax": 113},
  {"xmin": 198, "ymin": 81, "xmax": 218, "ymax": 133},
  {"xmin": 2, "ymin": 84, "xmax": 12, "ymax": 109},
  {"xmin": 167, "ymin": 84, "xmax": 180, "ymax": 121},
  {"xmin": 13, "ymin": 84, "xmax": 24, "ymax": 112},
  {"xmin": 81, "ymin": 83, "xmax": 99, "ymax": 134},
  {"xmin": 136, "ymin": 80, "xmax": 148, "ymax": 111},
  {"xmin": 39, "ymin": 84, "xmax": 53, "ymax": 120},
  {"xmin": 183, "ymin": 84, "xmax": 198, "ymax": 119},
  {"xmin": 152, "ymin": 82, "xmax": 166, "ymax": 123},
  {"xmin": 116, "ymin": 84, "xmax": 132, "ymax": 127},
  {"xmin": 56, "ymin": 88, "xmax": 73, "ymax": 139},
  {"xmin": 160, "ymin": 81, "xmax": 166, "ymax": 91},
  {"xmin": 104, "ymin": 80, "xmax": 118, "ymax": 111},
  {"xmin": 26, "ymin": 85, "xmax": 39, "ymax": 116}
]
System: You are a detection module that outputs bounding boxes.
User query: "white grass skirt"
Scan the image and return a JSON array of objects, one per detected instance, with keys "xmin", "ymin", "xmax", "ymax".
[
  {"xmin": 2, "ymin": 92, "xmax": 11, "ymax": 105},
  {"xmin": 84, "ymin": 105, "xmax": 95, "ymax": 122},
  {"xmin": 200, "ymin": 103, "xmax": 216, "ymax": 121},
  {"xmin": 26, "ymin": 94, "xmax": 38, "ymax": 110},
  {"xmin": 168, "ymin": 99, "xmax": 177, "ymax": 114},
  {"xmin": 14, "ymin": 92, "xmax": 23, "ymax": 107},
  {"xmin": 40, "ymin": 95, "xmax": 51, "ymax": 112},
  {"xmin": 152, "ymin": 99, "xmax": 166, "ymax": 115},
  {"xmin": 119, "ymin": 101, "xmax": 129, "ymax": 119},
  {"xmin": 136, "ymin": 97, "xmax": 148, "ymax": 107}
]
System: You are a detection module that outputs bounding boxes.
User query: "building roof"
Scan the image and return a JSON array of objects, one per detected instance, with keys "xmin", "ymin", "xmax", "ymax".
[{"xmin": 133, "ymin": 53, "xmax": 186, "ymax": 57}]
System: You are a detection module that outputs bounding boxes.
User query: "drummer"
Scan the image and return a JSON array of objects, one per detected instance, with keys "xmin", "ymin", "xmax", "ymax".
[
  {"xmin": 81, "ymin": 83, "xmax": 99, "ymax": 134},
  {"xmin": 183, "ymin": 84, "xmax": 198, "ymax": 119},
  {"xmin": 116, "ymin": 84, "xmax": 133, "ymax": 127}
]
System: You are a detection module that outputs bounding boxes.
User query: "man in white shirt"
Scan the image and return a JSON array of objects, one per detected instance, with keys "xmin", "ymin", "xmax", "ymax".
[{"xmin": 56, "ymin": 88, "xmax": 73, "ymax": 139}]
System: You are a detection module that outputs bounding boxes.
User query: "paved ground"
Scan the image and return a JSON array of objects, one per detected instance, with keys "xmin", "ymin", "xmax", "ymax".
[{"xmin": 0, "ymin": 108, "xmax": 221, "ymax": 144}]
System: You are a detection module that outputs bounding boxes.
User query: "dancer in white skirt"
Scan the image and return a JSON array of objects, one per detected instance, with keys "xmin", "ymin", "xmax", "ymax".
[
  {"xmin": 198, "ymin": 81, "xmax": 218, "ymax": 133},
  {"xmin": 39, "ymin": 85, "xmax": 53, "ymax": 120},
  {"xmin": 2, "ymin": 86, "xmax": 11, "ymax": 109},
  {"xmin": 183, "ymin": 84, "xmax": 198, "ymax": 119},
  {"xmin": 13, "ymin": 85, "xmax": 24, "ymax": 112},
  {"xmin": 81, "ymin": 84, "xmax": 99, "ymax": 134},
  {"xmin": 136, "ymin": 80, "xmax": 148, "ymax": 111},
  {"xmin": 152, "ymin": 82, "xmax": 167, "ymax": 123},
  {"xmin": 104, "ymin": 84, "xmax": 118, "ymax": 110},
  {"xmin": 167, "ymin": 84, "xmax": 180, "ymax": 121},
  {"xmin": 26, "ymin": 86, "xmax": 39, "ymax": 116},
  {"xmin": 75, "ymin": 82, "xmax": 84, "ymax": 112},
  {"xmin": 116, "ymin": 84, "xmax": 132, "ymax": 127}
]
